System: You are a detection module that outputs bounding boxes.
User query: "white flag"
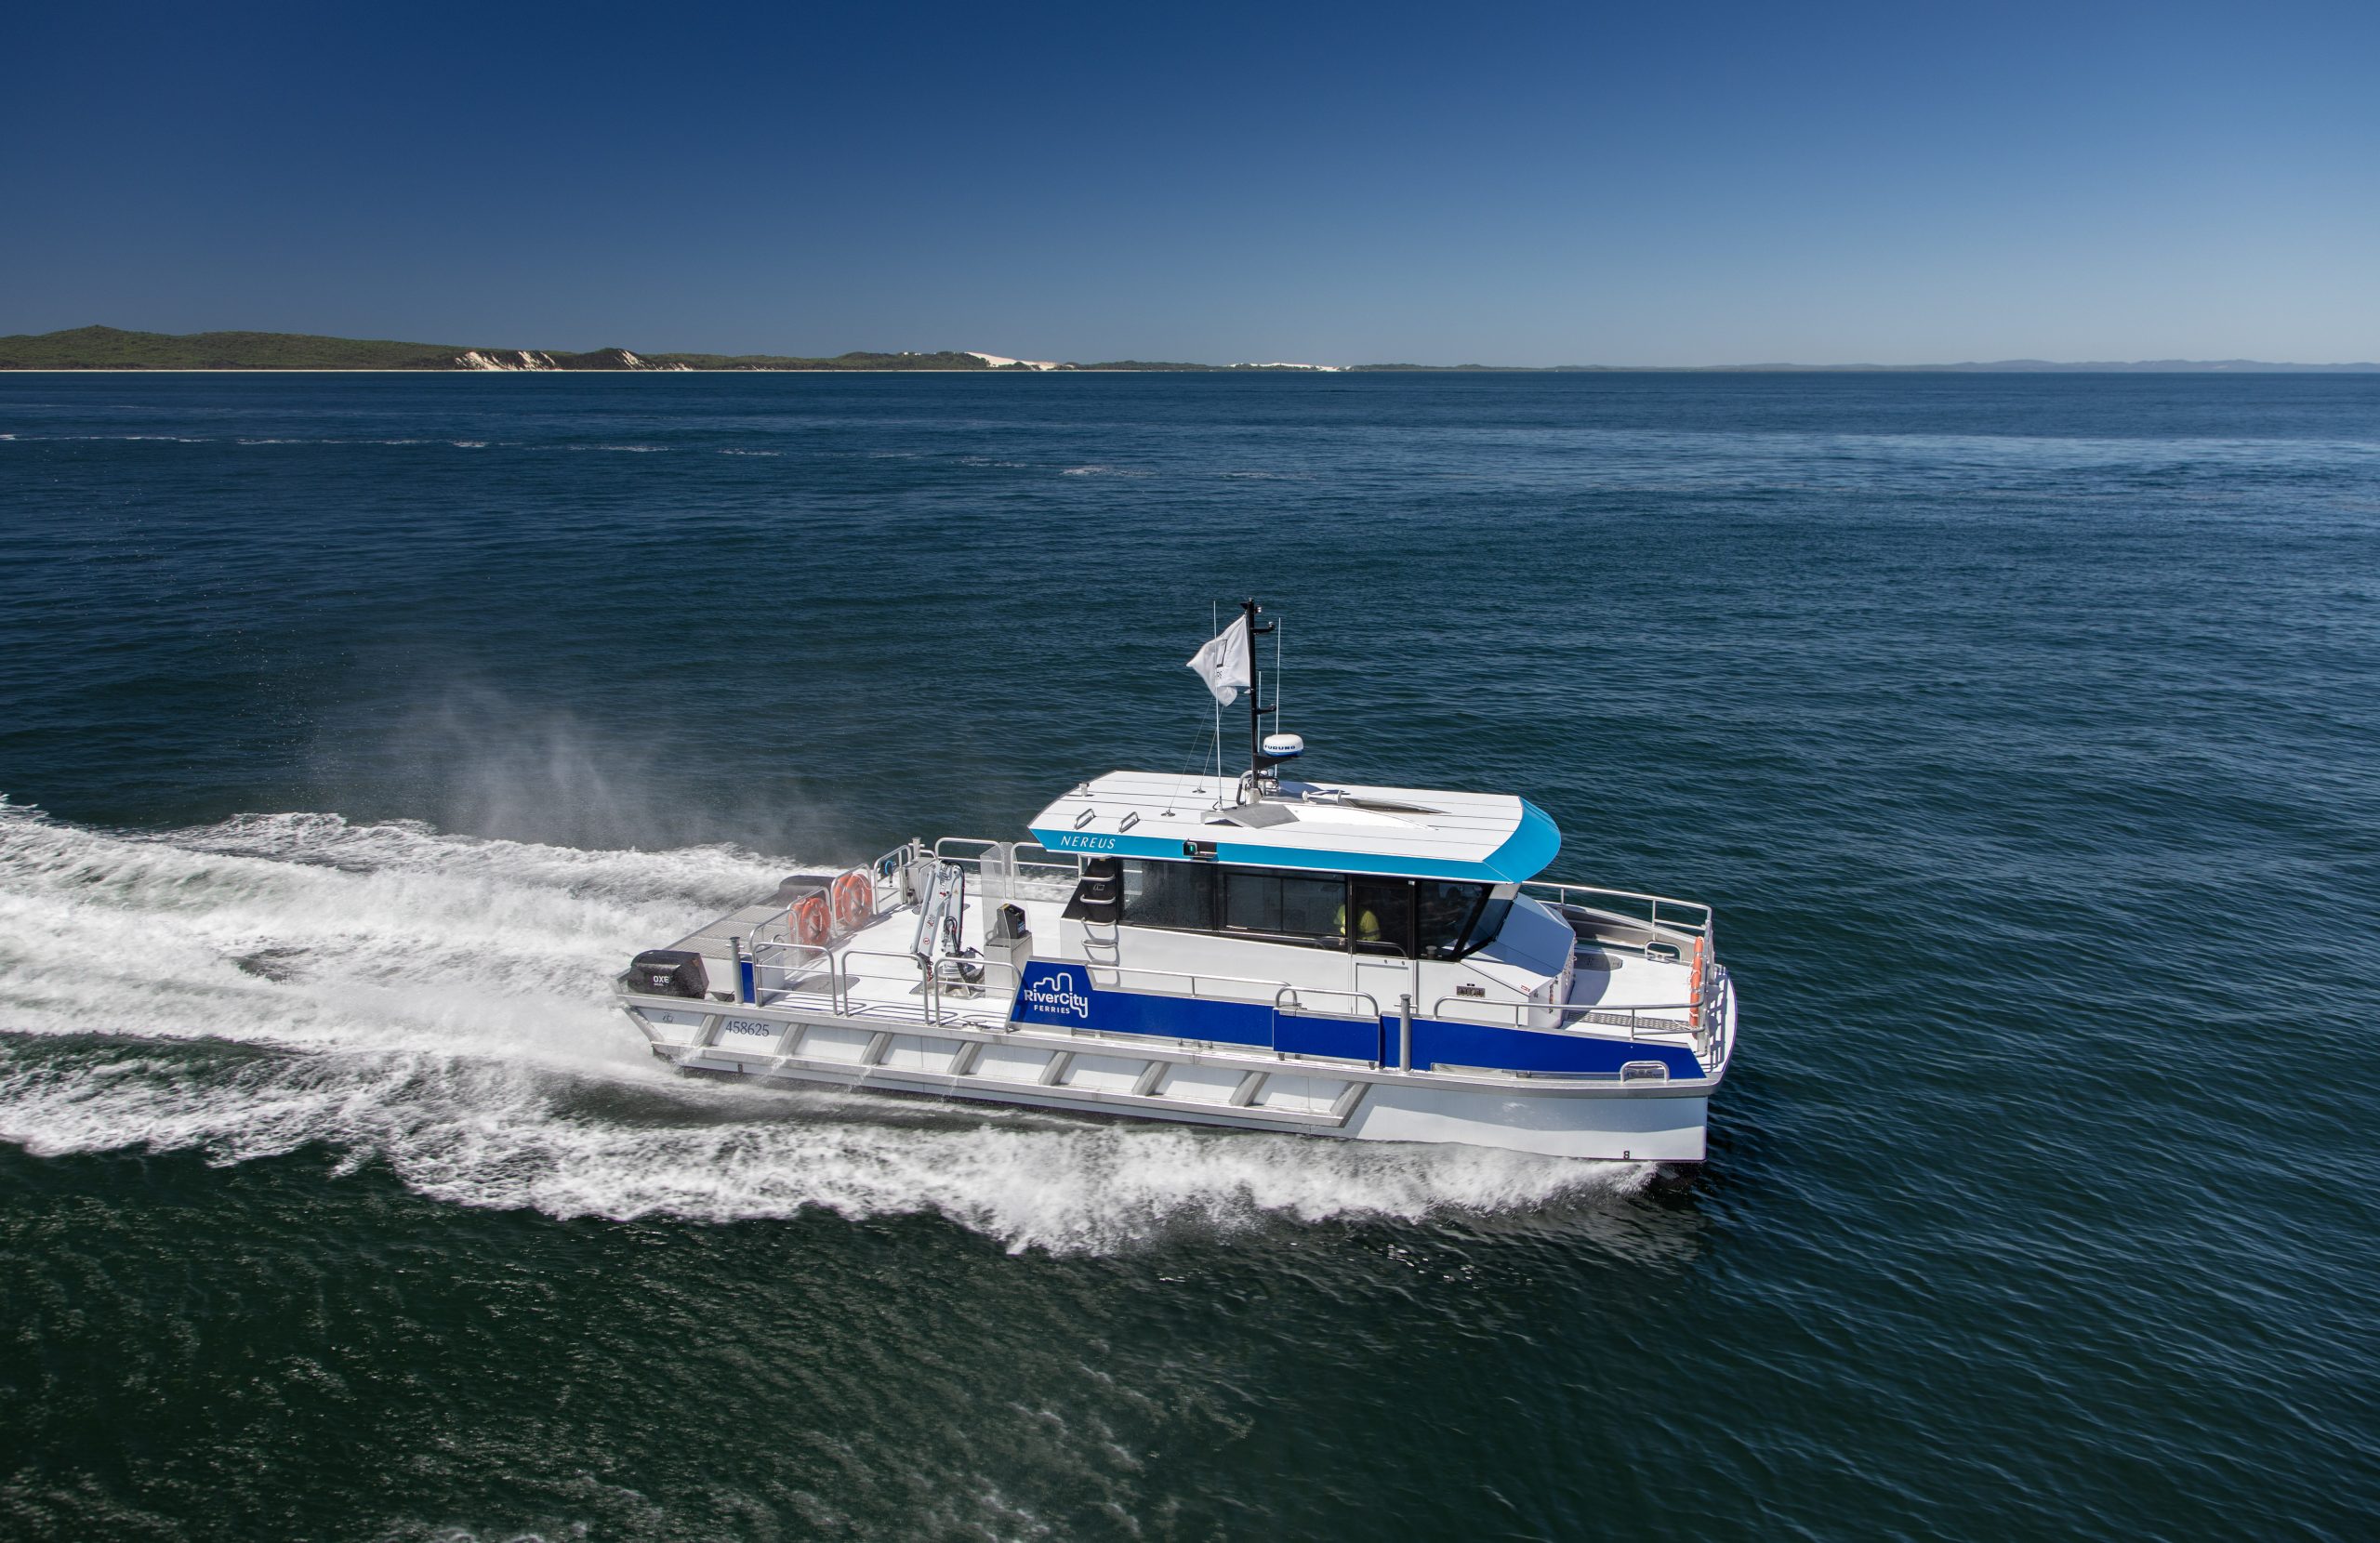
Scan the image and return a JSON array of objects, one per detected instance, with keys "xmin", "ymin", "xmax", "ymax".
[{"xmin": 1186, "ymin": 615, "xmax": 1251, "ymax": 705}]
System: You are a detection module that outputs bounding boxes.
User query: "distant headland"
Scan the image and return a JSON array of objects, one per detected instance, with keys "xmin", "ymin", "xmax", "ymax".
[{"xmin": 2, "ymin": 325, "xmax": 2374, "ymax": 374}]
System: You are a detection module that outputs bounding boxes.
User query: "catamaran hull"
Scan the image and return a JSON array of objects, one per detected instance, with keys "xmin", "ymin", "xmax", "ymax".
[
  {"xmin": 621, "ymin": 989, "xmax": 1726, "ymax": 1163},
  {"xmin": 1341, "ymin": 1081, "xmax": 1708, "ymax": 1162}
]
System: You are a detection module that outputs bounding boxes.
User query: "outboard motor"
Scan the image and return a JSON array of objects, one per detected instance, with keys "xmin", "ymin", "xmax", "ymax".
[{"xmin": 628, "ymin": 949, "xmax": 708, "ymax": 999}]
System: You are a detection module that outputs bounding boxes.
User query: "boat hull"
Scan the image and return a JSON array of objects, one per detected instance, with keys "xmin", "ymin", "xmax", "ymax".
[{"xmin": 622, "ymin": 989, "xmax": 1724, "ymax": 1162}]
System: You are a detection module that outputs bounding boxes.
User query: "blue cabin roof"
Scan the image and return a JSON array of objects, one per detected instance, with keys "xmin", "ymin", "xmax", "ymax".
[{"xmin": 1027, "ymin": 771, "xmax": 1561, "ymax": 885}]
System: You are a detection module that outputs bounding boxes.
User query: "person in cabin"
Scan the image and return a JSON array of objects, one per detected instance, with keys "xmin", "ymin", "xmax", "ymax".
[{"xmin": 1336, "ymin": 898, "xmax": 1382, "ymax": 944}]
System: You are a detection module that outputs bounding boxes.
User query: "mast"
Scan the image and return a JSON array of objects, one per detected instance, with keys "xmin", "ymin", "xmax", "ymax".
[{"xmin": 1243, "ymin": 598, "xmax": 1282, "ymax": 788}]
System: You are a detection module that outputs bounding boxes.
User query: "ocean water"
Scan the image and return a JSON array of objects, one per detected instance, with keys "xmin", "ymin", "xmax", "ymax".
[{"xmin": 0, "ymin": 371, "xmax": 2374, "ymax": 1541}]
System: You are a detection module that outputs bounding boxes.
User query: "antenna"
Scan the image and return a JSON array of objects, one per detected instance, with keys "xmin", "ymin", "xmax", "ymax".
[
  {"xmin": 1211, "ymin": 600, "xmax": 1223, "ymax": 784},
  {"xmin": 1242, "ymin": 598, "xmax": 1285, "ymax": 788}
]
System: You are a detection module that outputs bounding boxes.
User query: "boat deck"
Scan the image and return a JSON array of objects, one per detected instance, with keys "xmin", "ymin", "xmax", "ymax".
[{"xmin": 663, "ymin": 883, "xmax": 1704, "ymax": 1042}]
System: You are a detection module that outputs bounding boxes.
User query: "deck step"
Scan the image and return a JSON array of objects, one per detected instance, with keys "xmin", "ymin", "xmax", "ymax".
[{"xmin": 648, "ymin": 1035, "xmax": 1361, "ymax": 1131}]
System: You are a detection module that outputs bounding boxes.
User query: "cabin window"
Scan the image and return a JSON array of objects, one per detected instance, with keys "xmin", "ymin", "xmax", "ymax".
[
  {"xmin": 1415, "ymin": 881, "xmax": 1476, "ymax": 956},
  {"xmin": 1418, "ymin": 880, "xmax": 1499, "ymax": 957},
  {"xmin": 1121, "ymin": 859, "xmax": 1215, "ymax": 930},
  {"xmin": 1114, "ymin": 861, "xmax": 1511, "ymax": 958},
  {"xmin": 1348, "ymin": 878, "xmax": 1414, "ymax": 955},
  {"xmin": 1223, "ymin": 868, "xmax": 1344, "ymax": 943},
  {"xmin": 1459, "ymin": 894, "xmax": 1514, "ymax": 956}
]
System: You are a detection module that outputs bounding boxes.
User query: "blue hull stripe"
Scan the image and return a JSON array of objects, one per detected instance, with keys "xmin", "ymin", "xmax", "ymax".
[{"xmin": 1009, "ymin": 962, "xmax": 1701, "ymax": 1079}]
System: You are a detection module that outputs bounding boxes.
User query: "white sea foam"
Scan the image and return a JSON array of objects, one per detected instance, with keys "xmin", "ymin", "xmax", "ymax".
[{"xmin": 0, "ymin": 803, "xmax": 1643, "ymax": 1250}]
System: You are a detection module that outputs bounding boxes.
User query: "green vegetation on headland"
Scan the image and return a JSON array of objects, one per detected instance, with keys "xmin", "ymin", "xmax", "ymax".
[
  {"xmin": 2, "ymin": 325, "xmax": 2373, "ymax": 373},
  {"xmin": 0, "ymin": 327, "xmax": 1009, "ymax": 372},
  {"xmin": 2, "ymin": 326, "xmax": 471, "ymax": 370}
]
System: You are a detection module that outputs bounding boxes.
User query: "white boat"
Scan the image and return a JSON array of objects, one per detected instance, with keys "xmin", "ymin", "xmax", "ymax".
[{"xmin": 615, "ymin": 603, "xmax": 1737, "ymax": 1161}]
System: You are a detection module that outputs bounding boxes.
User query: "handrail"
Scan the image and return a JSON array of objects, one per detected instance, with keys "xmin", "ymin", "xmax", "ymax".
[
  {"xmin": 1524, "ymin": 880, "xmax": 1715, "ymax": 948},
  {"xmin": 1078, "ymin": 961, "xmax": 1310, "ymax": 1008},
  {"xmin": 748, "ymin": 940, "xmax": 840, "ymax": 1010},
  {"xmin": 839, "ymin": 947, "xmax": 934, "ymax": 1011},
  {"xmin": 745, "ymin": 849, "xmax": 909, "ymax": 950},
  {"xmin": 867, "ymin": 840, "xmax": 919, "ymax": 911},
  {"xmin": 1428, "ymin": 994, "xmax": 1712, "ymax": 1055},
  {"xmin": 839, "ymin": 947, "xmax": 931, "ymax": 972},
  {"xmin": 1431, "ymin": 993, "xmax": 1694, "ymax": 1023},
  {"xmin": 927, "ymin": 952, "xmax": 1023, "ymax": 1023},
  {"xmin": 1524, "ymin": 878, "xmax": 1712, "ymax": 919},
  {"xmin": 750, "ymin": 943, "xmax": 1381, "ymax": 1020},
  {"xmin": 867, "ymin": 839, "xmax": 924, "ymax": 910},
  {"xmin": 1421, "ymin": 950, "xmax": 1710, "ymax": 1033},
  {"xmin": 684, "ymin": 938, "xmax": 1735, "ymax": 1073},
  {"xmin": 1272, "ymin": 986, "xmax": 1382, "ymax": 1021},
  {"xmin": 749, "ymin": 943, "xmax": 931, "ymax": 1017},
  {"xmin": 931, "ymin": 837, "xmax": 1078, "ymax": 872},
  {"xmin": 836, "ymin": 947, "xmax": 1030, "ymax": 1027},
  {"xmin": 936, "ymin": 837, "xmax": 1082, "ymax": 904}
]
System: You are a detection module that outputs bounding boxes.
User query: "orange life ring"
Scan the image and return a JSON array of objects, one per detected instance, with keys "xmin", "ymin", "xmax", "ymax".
[
  {"xmin": 832, "ymin": 870, "xmax": 872, "ymax": 934},
  {"xmin": 790, "ymin": 893, "xmax": 829, "ymax": 951},
  {"xmin": 1688, "ymin": 937, "xmax": 1707, "ymax": 1027}
]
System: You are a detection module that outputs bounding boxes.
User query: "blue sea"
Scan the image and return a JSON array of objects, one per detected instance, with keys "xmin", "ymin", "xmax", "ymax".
[{"xmin": 1, "ymin": 371, "xmax": 2374, "ymax": 1540}]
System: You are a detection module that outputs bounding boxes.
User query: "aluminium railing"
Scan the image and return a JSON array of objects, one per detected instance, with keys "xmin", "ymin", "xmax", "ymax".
[
  {"xmin": 1271, "ymin": 987, "xmax": 1383, "ymax": 1022},
  {"xmin": 1074, "ymin": 962, "xmax": 1316, "ymax": 1009},
  {"xmin": 651, "ymin": 938, "xmax": 1739, "ymax": 1078},
  {"xmin": 932, "ymin": 837, "xmax": 1082, "ymax": 903},
  {"xmin": 749, "ymin": 942, "xmax": 838, "ymax": 1008},
  {"xmin": 1524, "ymin": 880, "xmax": 1716, "ymax": 956},
  {"xmin": 1427, "ymin": 984, "xmax": 1728, "ymax": 1063}
]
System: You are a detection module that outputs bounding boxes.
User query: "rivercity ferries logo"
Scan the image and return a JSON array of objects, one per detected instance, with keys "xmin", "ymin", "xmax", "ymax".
[{"xmin": 1017, "ymin": 966, "xmax": 1092, "ymax": 1021}]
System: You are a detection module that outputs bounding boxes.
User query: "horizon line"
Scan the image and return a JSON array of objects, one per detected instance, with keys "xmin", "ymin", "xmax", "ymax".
[{"xmin": 4, "ymin": 325, "xmax": 2377, "ymax": 375}]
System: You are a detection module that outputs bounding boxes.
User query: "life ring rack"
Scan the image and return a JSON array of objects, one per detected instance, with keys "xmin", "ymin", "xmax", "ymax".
[
  {"xmin": 832, "ymin": 869, "xmax": 873, "ymax": 935},
  {"xmin": 789, "ymin": 892, "xmax": 830, "ymax": 951}
]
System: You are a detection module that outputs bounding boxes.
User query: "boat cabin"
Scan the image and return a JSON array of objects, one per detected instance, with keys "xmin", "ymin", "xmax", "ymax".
[{"xmin": 1024, "ymin": 768, "xmax": 1584, "ymax": 1024}]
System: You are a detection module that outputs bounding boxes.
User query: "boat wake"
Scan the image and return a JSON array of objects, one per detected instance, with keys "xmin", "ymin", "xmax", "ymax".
[{"xmin": 0, "ymin": 802, "xmax": 1647, "ymax": 1251}]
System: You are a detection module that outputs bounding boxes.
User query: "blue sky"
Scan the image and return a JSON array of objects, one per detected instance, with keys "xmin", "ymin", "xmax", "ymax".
[{"xmin": 5, "ymin": 0, "xmax": 2374, "ymax": 363}]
